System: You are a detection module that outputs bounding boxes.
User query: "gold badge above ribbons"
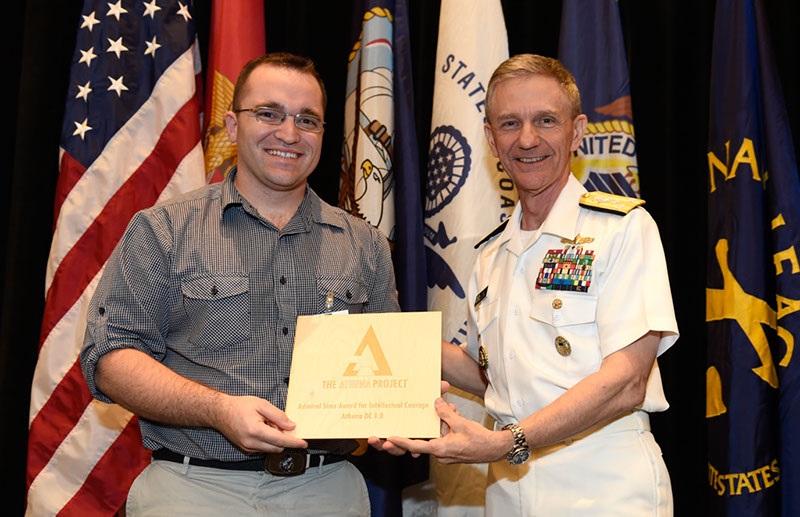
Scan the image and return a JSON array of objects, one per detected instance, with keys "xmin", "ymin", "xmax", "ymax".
[
  {"xmin": 479, "ymin": 345, "xmax": 489, "ymax": 370},
  {"xmin": 554, "ymin": 336, "xmax": 571, "ymax": 357}
]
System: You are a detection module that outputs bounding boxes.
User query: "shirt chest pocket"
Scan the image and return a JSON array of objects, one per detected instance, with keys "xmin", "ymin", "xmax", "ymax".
[
  {"xmin": 182, "ymin": 276, "xmax": 250, "ymax": 350},
  {"xmin": 530, "ymin": 293, "xmax": 598, "ymax": 331},
  {"xmin": 316, "ymin": 276, "xmax": 369, "ymax": 314}
]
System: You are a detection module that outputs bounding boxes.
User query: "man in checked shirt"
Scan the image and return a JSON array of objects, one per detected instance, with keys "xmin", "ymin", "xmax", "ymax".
[{"xmin": 81, "ymin": 52, "xmax": 397, "ymax": 516}]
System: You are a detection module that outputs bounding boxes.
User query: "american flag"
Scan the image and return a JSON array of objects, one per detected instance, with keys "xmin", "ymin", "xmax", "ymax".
[{"xmin": 26, "ymin": 1, "xmax": 205, "ymax": 515}]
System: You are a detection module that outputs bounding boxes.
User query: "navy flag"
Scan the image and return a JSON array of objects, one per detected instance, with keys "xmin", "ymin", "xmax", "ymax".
[
  {"xmin": 706, "ymin": 0, "xmax": 800, "ymax": 515},
  {"xmin": 340, "ymin": 1, "xmax": 427, "ymax": 515},
  {"xmin": 340, "ymin": 0, "xmax": 426, "ymax": 313},
  {"xmin": 391, "ymin": 0, "xmax": 427, "ymax": 314},
  {"xmin": 558, "ymin": 0, "xmax": 639, "ymax": 197}
]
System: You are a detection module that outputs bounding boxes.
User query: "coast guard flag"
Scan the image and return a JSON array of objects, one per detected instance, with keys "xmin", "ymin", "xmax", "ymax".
[
  {"xmin": 424, "ymin": 0, "xmax": 511, "ymax": 513},
  {"xmin": 558, "ymin": 0, "xmax": 639, "ymax": 197},
  {"xmin": 706, "ymin": 0, "xmax": 800, "ymax": 515},
  {"xmin": 340, "ymin": 1, "xmax": 427, "ymax": 515},
  {"xmin": 203, "ymin": 0, "xmax": 265, "ymax": 183},
  {"xmin": 26, "ymin": 1, "xmax": 205, "ymax": 514}
]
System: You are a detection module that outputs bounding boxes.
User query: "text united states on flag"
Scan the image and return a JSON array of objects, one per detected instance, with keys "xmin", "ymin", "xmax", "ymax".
[
  {"xmin": 26, "ymin": 1, "xmax": 205, "ymax": 515},
  {"xmin": 706, "ymin": 0, "xmax": 800, "ymax": 515}
]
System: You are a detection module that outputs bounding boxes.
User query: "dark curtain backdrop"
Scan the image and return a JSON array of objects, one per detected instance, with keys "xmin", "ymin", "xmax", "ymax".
[{"xmin": 2, "ymin": 1, "xmax": 799, "ymax": 515}]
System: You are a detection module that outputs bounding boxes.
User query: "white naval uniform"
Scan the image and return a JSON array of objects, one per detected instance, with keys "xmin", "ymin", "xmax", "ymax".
[{"xmin": 465, "ymin": 174, "xmax": 679, "ymax": 516}]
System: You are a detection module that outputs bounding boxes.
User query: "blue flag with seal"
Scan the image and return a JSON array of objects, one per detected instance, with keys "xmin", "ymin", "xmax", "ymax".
[
  {"xmin": 340, "ymin": 1, "xmax": 428, "ymax": 515},
  {"xmin": 706, "ymin": 0, "xmax": 800, "ymax": 515},
  {"xmin": 558, "ymin": 0, "xmax": 639, "ymax": 197}
]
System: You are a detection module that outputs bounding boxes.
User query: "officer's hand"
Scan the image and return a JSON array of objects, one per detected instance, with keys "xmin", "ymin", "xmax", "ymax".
[{"xmin": 381, "ymin": 398, "xmax": 508, "ymax": 464}]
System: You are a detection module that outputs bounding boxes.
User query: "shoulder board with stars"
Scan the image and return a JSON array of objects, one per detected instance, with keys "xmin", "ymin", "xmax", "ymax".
[
  {"xmin": 579, "ymin": 191, "xmax": 646, "ymax": 215},
  {"xmin": 474, "ymin": 220, "xmax": 509, "ymax": 249}
]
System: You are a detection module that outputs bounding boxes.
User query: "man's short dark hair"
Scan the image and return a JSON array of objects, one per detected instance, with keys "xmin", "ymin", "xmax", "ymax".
[{"xmin": 232, "ymin": 52, "xmax": 327, "ymax": 111}]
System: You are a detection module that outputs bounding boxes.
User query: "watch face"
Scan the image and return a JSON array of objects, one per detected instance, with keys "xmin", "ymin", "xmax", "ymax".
[{"xmin": 509, "ymin": 448, "xmax": 531, "ymax": 466}]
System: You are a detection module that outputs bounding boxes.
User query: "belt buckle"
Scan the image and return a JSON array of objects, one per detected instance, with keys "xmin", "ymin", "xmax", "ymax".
[{"xmin": 265, "ymin": 451, "xmax": 307, "ymax": 476}]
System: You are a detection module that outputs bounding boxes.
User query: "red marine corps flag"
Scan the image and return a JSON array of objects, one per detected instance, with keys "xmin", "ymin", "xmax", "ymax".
[
  {"xmin": 26, "ymin": 1, "xmax": 205, "ymax": 514},
  {"xmin": 203, "ymin": 0, "xmax": 265, "ymax": 183}
]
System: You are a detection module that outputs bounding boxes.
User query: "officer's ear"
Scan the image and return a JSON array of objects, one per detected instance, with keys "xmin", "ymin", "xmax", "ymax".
[{"xmin": 571, "ymin": 114, "xmax": 588, "ymax": 152}]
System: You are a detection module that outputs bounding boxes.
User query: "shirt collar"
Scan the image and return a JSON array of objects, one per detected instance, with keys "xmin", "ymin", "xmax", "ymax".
[
  {"xmin": 538, "ymin": 174, "xmax": 586, "ymax": 239},
  {"xmin": 499, "ymin": 174, "xmax": 587, "ymax": 255},
  {"xmin": 220, "ymin": 166, "xmax": 241, "ymax": 212},
  {"xmin": 220, "ymin": 167, "xmax": 346, "ymax": 232}
]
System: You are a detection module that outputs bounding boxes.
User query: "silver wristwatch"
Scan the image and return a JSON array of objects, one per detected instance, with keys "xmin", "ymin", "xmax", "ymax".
[{"xmin": 502, "ymin": 423, "xmax": 531, "ymax": 466}]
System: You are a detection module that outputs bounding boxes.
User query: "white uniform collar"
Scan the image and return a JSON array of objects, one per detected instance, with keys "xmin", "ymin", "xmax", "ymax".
[{"xmin": 501, "ymin": 174, "xmax": 587, "ymax": 255}]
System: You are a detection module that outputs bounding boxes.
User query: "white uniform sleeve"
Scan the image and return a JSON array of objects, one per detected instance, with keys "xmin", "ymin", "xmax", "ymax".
[{"xmin": 594, "ymin": 209, "xmax": 679, "ymax": 358}]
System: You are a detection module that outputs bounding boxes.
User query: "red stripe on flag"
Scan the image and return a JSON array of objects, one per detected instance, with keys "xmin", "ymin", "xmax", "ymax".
[
  {"xmin": 26, "ymin": 361, "xmax": 92, "ymax": 486},
  {"xmin": 58, "ymin": 419, "xmax": 150, "ymax": 517},
  {"xmin": 39, "ymin": 97, "xmax": 201, "ymax": 348},
  {"xmin": 52, "ymin": 153, "xmax": 87, "ymax": 232}
]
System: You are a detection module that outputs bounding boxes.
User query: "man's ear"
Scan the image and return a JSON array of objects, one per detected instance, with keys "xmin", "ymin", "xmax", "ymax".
[
  {"xmin": 484, "ymin": 123, "xmax": 499, "ymax": 158},
  {"xmin": 224, "ymin": 111, "xmax": 238, "ymax": 144},
  {"xmin": 571, "ymin": 114, "xmax": 588, "ymax": 152}
]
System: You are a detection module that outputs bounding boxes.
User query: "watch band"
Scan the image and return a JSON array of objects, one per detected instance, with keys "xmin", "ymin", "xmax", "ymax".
[{"xmin": 502, "ymin": 423, "xmax": 530, "ymax": 465}]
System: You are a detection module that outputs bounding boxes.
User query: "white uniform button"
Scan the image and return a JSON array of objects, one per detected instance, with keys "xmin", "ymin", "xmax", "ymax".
[
  {"xmin": 512, "ymin": 307, "xmax": 520, "ymax": 316},
  {"xmin": 508, "ymin": 350, "xmax": 515, "ymax": 359},
  {"xmin": 553, "ymin": 312, "xmax": 561, "ymax": 321},
  {"xmin": 516, "ymin": 400, "xmax": 524, "ymax": 408}
]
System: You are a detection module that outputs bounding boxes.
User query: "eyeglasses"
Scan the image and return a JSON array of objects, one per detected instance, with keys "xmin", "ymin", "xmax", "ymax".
[{"xmin": 234, "ymin": 106, "xmax": 325, "ymax": 133}]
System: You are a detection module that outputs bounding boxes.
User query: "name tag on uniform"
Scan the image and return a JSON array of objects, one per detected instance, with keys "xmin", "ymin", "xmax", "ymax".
[{"xmin": 474, "ymin": 286, "xmax": 488, "ymax": 309}]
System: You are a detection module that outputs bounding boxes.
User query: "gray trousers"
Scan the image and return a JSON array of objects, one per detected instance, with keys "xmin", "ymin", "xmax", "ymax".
[{"xmin": 126, "ymin": 457, "xmax": 370, "ymax": 516}]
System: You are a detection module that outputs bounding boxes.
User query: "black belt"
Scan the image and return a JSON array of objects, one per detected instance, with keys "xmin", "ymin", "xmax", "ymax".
[{"xmin": 152, "ymin": 448, "xmax": 346, "ymax": 476}]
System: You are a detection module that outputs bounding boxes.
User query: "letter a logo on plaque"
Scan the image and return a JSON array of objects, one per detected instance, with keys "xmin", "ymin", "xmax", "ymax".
[{"xmin": 342, "ymin": 325, "xmax": 392, "ymax": 376}]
